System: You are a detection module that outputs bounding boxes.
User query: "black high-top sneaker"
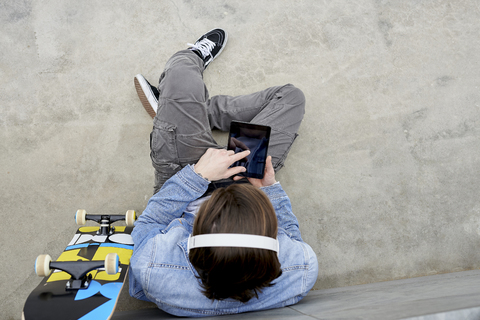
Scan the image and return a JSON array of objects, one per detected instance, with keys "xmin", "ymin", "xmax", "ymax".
[
  {"xmin": 134, "ymin": 74, "xmax": 159, "ymax": 118},
  {"xmin": 188, "ymin": 28, "xmax": 228, "ymax": 69}
]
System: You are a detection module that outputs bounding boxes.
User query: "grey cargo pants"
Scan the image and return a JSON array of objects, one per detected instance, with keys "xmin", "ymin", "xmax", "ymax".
[{"xmin": 151, "ymin": 50, "xmax": 305, "ymax": 194}]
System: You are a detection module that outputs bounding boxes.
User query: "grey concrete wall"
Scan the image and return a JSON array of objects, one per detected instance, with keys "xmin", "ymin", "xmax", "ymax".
[{"xmin": 1, "ymin": 0, "xmax": 479, "ymax": 319}]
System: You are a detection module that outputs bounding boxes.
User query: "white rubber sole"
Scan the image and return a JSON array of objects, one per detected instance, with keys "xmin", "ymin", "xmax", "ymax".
[{"xmin": 134, "ymin": 74, "xmax": 157, "ymax": 118}]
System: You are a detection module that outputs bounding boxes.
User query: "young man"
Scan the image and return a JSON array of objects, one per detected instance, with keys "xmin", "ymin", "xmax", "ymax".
[{"xmin": 129, "ymin": 28, "xmax": 318, "ymax": 317}]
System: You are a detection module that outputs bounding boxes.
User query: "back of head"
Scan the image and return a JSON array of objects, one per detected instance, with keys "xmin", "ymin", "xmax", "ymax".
[{"xmin": 189, "ymin": 184, "xmax": 282, "ymax": 302}]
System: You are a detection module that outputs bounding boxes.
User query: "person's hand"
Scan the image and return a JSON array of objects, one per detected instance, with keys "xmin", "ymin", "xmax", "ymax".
[
  {"xmin": 194, "ymin": 148, "xmax": 251, "ymax": 182},
  {"xmin": 234, "ymin": 155, "xmax": 277, "ymax": 188}
]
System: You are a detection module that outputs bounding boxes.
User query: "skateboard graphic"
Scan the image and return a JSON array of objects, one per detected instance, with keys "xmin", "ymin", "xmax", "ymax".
[{"xmin": 23, "ymin": 210, "xmax": 136, "ymax": 320}]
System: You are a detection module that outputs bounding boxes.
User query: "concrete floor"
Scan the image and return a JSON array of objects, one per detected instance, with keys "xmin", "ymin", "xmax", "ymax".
[
  {"xmin": 111, "ymin": 270, "xmax": 480, "ymax": 320},
  {"xmin": 2, "ymin": 0, "xmax": 480, "ymax": 319}
]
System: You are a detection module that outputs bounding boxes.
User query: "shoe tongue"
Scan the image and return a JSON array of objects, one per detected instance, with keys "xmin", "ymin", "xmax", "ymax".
[{"xmin": 190, "ymin": 48, "xmax": 204, "ymax": 60}]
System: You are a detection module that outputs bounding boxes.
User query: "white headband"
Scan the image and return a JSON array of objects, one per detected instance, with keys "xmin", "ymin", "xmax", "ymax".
[{"xmin": 187, "ymin": 234, "xmax": 279, "ymax": 253}]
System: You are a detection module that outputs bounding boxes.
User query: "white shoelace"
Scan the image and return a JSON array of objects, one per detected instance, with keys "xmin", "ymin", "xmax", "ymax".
[{"xmin": 187, "ymin": 38, "xmax": 216, "ymax": 58}]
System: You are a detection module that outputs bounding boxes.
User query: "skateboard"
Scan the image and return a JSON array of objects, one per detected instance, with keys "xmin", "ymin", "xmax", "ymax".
[{"xmin": 22, "ymin": 209, "xmax": 136, "ymax": 320}]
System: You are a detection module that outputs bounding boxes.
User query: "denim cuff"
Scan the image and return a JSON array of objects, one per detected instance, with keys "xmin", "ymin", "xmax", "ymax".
[
  {"xmin": 176, "ymin": 165, "xmax": 210, "ymax": 194},
  {"xmin": 260, "ymin": 182, "xmax": 286, "ymax": 200}
]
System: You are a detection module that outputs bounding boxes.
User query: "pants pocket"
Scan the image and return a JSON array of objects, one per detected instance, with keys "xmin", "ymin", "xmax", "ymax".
[
  {"xmin": 150, "ymin": 120, "xmax": 183, "ymax": 193},
  {"xmin": 150, "ymin": 119, "xmax": 179, "ymax": 169}
]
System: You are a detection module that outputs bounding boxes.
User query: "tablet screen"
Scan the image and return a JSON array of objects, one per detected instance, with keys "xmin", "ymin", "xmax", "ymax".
[{"xmin": 227, "ymin": 121, "xmax": 271, "ymax": 179}]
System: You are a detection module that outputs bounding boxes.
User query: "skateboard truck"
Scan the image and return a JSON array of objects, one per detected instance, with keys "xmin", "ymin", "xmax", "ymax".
[
  {"xmin": 75, "ymin": 210, "xmax": 136, "ymax": 236},
  {"xmin": 35, "ymin": 253, "xmax": 119, "ymax": 290}
]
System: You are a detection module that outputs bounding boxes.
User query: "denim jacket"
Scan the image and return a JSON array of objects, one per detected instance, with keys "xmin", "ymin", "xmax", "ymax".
[{"xmin": 129, "ymin": 165, "xmax": 318, "ymax": 317}]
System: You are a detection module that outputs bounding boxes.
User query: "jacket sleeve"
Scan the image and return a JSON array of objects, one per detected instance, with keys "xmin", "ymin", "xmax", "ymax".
[
  {"xmin": 261, "ymin": 182, "xmax": 303, "ymax": 242},
  {"xmin": 131, "ymin": 165, "xmax": 209, "ymax": 248}
]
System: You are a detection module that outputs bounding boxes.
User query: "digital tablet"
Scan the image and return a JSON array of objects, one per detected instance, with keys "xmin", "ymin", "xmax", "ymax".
[{"xmin": 227, "ymin": 121, "xmax": 271, "ymax": 179}]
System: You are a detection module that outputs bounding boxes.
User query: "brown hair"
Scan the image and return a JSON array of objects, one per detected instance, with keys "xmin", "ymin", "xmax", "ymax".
[{"xmin": 189, "ymin": 183, "xmax": 282, "ymax": 302}]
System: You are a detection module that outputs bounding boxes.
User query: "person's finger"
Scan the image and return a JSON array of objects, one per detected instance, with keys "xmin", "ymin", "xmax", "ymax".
[
  {"xmin": 226, "ymin": 149, "xmax": 235, "ymax": 156},
  {"xmin": 233, "ymin": 175, "xmax": 245, "ymax": 181},
  {"xmin": 230, "ymin": 150, "xmax": 250, "ymax": 163},
  {"xmin": 265, "ymin": 156, "xmax": 274, "ymax": 173}
]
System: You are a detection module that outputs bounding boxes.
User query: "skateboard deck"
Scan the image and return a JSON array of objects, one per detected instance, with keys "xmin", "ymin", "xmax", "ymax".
[{"xmin": 23, "ymin": 211, "xmax": 136, "ymax": 320}]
